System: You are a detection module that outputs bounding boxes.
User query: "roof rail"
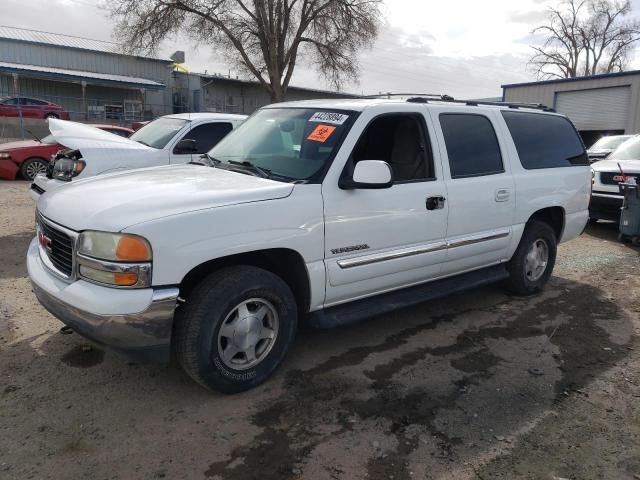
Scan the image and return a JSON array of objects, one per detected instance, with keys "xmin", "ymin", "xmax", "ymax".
[
  {"xmin": 406, "ymin": 95, "xmax": 554, "ymax": 112},
  {"xmin": 360, "ymin": 93, "xmax": 454, "ymax": 100}
]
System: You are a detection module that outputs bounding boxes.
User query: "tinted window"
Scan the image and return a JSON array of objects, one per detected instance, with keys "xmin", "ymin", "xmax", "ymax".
[
  {"xmin": 502, "ymin": 111, "xmax": 588, "ymax": 169},
  {"xmin": 351, "ymin": 114, "xmax": 434, "ymax": 182},
  {"xmin": 178, "ymin": 122, "xmax": 233, "ymax": 154},
  {"xmin": 24, "ymin": 98, "xmax": 47, "ymax": 106},
  {"xmin": 440, "ymin": 114, "xmax": 503, "ymax": 178},
  {"xmin": 2, "ymin": 98, "xmax": 21, "ymax": 105}
]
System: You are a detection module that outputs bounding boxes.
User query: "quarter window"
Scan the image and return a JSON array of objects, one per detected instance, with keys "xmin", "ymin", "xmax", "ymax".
[
  {"xmin": 440, "ymin": 114, "xmax": 504, "ymax": 178},
  {"xmin": 351, "ymin": 114, "xmax": 435, "ymax": 182},
  {"xmin": 501, "ymin": 111, "xmax": 588, "ymax": 168}
]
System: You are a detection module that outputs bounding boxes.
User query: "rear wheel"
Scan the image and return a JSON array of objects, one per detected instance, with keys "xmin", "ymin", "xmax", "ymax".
[
  {"xmin": 20, "ymin": 157, "xmax": 48, "ymax": 180},
  {"xmin": 504, "ymin": 220, "xmax": 557, "ymax": 296},
  {"xmin": 174, "ymin": 266, "xmax": 297, "ymax": 393}
]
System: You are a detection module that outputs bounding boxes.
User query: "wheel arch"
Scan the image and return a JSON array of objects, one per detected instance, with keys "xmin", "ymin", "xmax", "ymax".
[
  {"xmin": 527, "ymin": 206, "xmax": 565, "ymax": 241},
  {"xmin": 178, "ymin": 248, "xmax": 311, "ymax": 314}
]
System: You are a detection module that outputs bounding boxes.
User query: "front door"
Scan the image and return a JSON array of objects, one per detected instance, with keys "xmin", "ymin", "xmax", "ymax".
[
  {"xmin": 169, "ymin": 122, "xmax": 234, "ymax": 163},
  {"xmin": 323, "ymin": 111, "xmax": 449, "ymax": 307}
]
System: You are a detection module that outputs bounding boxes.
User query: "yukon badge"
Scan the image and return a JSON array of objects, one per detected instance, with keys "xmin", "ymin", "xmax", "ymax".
[{"xmin": 331, "ymin": 244, "xmax": 370, "ymax": 255}]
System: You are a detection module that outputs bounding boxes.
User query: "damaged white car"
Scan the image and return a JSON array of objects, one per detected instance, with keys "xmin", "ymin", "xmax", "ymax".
[{"xmin": 30, "ymin": 113, "xmax": 246, "ymax": 200}]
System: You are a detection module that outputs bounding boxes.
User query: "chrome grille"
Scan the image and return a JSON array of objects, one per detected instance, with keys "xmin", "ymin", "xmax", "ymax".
[{"xmin": 37, "ymin": 214, "xmax": 76, "ymax": 278}]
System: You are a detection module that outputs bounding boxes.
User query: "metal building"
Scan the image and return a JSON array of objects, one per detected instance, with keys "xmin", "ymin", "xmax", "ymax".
[
  {"xmin": 502, "ymin": 70, "xmax": 640, "ymax": 146},
  {"xmin": 0, "ymin": 26, "xmax": 175, "ymax": 121}
]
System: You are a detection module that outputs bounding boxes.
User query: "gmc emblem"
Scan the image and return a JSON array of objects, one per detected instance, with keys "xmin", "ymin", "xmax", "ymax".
[{"xmin": 38, "ymin": 231, "xmax": 52, "ymax": 252}]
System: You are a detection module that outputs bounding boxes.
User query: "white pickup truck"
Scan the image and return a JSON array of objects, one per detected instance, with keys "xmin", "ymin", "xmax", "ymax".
[
  {"xmin": 590, "ymin": 135, "xmax": 640, "ymax": 221},
  {"xmin": 27, "ymin": 97, "xmax": 591, "ymax": 393},
  {"xmin": 30, "ymin": 112, "xmax": 246, "ymax": 200}
]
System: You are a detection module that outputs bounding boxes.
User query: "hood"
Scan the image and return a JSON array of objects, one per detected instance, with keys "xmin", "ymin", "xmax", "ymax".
[
  {"xmin": 0, "ymin": 140, "xmax": 42, "ymax": 151},
  {"xmin": 49, "ymin": 118, "xmax": 148, "ymax": 151},
  {"xmin": 37, "ymin": 164, "xmax": 294, "ymax": 231},
  {"xmin": 591, "ymin": 158, "xmax": 640, "ymax": 172}
]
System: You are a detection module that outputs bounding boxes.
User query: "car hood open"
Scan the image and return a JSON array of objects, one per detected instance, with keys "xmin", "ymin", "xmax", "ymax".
[
  {"xmin": 37, "ymin": 164, "xmax": 294, "ymax": 231},
  {"xmin": 592, "ymin": 158, "xmax": 640, "ymax": 172},
  {"xmin": 48, "ymin": 119, "xmax": 147, "ymax": 150}
]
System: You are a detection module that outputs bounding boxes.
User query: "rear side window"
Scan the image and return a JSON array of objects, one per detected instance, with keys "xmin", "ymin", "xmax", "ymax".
[
  {"xmin": 439, "ymin": 114, "xmax": 504, "ymax": 178},
  {"xmin": 501, "ymin": 111, "xmax": 588, "ymax": 169},
  {"xmin": 179, "ymin": 122, "xmax": 233, "ymax": 154}
]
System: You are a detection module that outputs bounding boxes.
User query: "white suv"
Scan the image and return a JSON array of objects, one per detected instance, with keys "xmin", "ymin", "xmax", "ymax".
[
  {"xmin": 27, "ymin": 98, "xmax": 591, "ymax": 393},
  {"xmin": 30, "ymin": 113, "xmax": 246, "ymax": 200}
]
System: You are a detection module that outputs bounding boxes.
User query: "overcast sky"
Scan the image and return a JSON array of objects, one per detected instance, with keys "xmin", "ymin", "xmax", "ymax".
[{"xmin": 2, "ymin": 0, "xmax": 640, "ymax": 98}]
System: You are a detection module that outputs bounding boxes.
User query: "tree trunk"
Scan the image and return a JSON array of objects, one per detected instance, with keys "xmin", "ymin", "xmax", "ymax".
[{"xmin": 269, "ymin": 82, "xmax": 286, "ymax": 103}]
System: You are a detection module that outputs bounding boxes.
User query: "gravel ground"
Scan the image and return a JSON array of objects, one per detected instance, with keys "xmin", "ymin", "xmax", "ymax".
[{"xmin": 1, "ymin": 180, "xmax": 639, "ymax": 480}]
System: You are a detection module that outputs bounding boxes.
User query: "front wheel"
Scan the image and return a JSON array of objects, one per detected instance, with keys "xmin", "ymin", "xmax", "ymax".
[
  {"xmin": 20, "ymin": 157, "xmax": 48, "ymax": 180},
  {"xmin": 44, "ymin": 113, "xmax": 60, "ymax": 119},
  {"xmin": 504, "ymin": 220, "xmax": 557, "ymax": 296},
  {"xmin": 174, "ymin": 266, "xmax": 298, "ymax": 393}
]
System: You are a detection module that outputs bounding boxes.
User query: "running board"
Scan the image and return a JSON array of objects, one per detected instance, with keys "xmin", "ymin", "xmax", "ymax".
[{"xmin": 306, "ymin": 264, "xmax": 509, "ymax": 329}]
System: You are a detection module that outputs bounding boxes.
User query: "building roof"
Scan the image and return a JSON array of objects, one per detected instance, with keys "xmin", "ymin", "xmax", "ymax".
[
  {"xmin": 0, "ymin": 61, "xmax": 166, "ymax": 89},
  {"xmin": 199, "ymin": 73, "xmax": 358, "ymax": 97},
  {"xmin": 0, "ymin": 25, "xmax": 170, "ymax": 62},
  {"xmin": 502, "ymin": 69, "xmax": 640, "ymax": 89}
]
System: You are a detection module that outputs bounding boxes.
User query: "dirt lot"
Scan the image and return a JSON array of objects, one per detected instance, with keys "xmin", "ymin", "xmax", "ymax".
[{"xmin": 1, "ymin": 179, "xmax": 639, "ymax": 480}]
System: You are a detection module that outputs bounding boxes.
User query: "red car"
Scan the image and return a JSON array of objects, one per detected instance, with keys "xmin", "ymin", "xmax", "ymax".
[
  {"xmin": 0, "ymin": 96, "xmax": 71, "ymax": 120},
  {"xmin": 0, "ymin": 125, "xmax": 134, "ymax": 180}
]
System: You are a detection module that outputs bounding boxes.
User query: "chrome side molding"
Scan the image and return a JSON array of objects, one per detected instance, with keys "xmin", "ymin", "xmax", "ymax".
[{"xmin": 337, "ymin": 230, "xmax": 510, "ymax": 269}]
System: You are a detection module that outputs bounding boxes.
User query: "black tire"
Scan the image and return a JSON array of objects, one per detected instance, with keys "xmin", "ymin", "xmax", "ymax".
[
  {"xmin": 20, "ymin": 157, "xmax": 48, "ymax": 180},
  {"xmin": 174, "ymin": 266, "xmax": 297, "ymax": 393},
  {"xmin": 587, "ymin": 217, "xmax": 598, "ymax": 224},
  {"xmin": 44, "ymin": 113, "xmax": 59, "ymax": 119},
  {"xmin": 504, "ymin": 220, "xmax": 557, "ymax": 296}
]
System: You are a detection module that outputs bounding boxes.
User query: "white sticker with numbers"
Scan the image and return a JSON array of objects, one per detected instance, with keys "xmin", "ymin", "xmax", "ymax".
[{"xmin": 309, "ymin": 112, "xmax": 349, "ymax": 125}]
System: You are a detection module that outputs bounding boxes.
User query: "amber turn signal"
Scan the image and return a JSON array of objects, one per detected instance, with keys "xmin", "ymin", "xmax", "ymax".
[
  {"xmin": 113, "ymin": 272, "xmax": 139, "ymax": 286},
  {"xmin": 115, "ymin": 235, "xmax": 152, "ymax": 261}
]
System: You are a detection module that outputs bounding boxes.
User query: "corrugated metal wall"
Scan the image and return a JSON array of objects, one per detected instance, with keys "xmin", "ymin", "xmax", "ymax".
[
  {"xmin": 503, "ymin": 75, "xmax": 640, "ymax": 134},
  {"xmin": 0, "ymin": 39, "xmax": 172, "ymax": 83}
]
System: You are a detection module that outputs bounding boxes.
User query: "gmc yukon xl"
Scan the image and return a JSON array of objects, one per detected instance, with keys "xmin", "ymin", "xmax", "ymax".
[{"xmin": 27, "ymin": 97, "xmax": 591, "ymax": 393}]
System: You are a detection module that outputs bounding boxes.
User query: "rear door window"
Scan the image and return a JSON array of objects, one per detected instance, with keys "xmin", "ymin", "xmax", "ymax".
[
  {"xmin": 178, "ymin": 122, "xmax": 233, "ymax": 154},
  {"xmin": 501, "ymin": 111, "xmax": 588, "ymax": 168},
  {"xmin": 439, "ymin": 113, "xmax": 504, "ymax": 178}
]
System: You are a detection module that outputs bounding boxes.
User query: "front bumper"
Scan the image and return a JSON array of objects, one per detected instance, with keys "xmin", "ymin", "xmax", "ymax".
[
  {"xmin": 29, "ymin": 175, "xmax": 66, "ymax": 201},
  {"xmin": 0, "ymin": 159, "xmax": 19, "ymax": 180},
  {"xmin": 589, "ymin": 192, "xmax": 623, "ymax": 221},
  {"xmin": 27, "ymin": 238, "xmax": 179, "ymax": 362}
]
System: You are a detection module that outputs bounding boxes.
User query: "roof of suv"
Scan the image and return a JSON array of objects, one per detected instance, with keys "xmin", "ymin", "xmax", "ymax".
[
  {"xmin": 164, "ymin": 112, "xmax": 247, "ymax": 121},
  {"xmin": 270, "ymin": 98, "xmax": 555, "ymax": 114}
]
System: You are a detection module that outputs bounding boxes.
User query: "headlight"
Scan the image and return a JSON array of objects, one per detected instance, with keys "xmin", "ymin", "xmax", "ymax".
[
  {"xmin": 0, "ymin": 152, "xmax": 11, "ymax": 159},
  {"xmin": 52, "ymin": 157, "xmax": 85, "ymax": 181},
  {"xmin": 77, "ymin": 231, "xmax": 152, "ymax": 288}
]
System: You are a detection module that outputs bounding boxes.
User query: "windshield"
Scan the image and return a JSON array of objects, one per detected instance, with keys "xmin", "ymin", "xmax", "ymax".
[
  {"xmin": 208, "ymin": 108, "xmax": 355, "ymax": 181},
  {"xmin": 129, "ymin": 117, "xmax": 189, "ymax": 149},
  {"xmin": 608, "ymin": 136, "xmax": 640, "ymax": 161},
  {"xmin": 591, "ymin": 135, "xmax": 633, "ymax": 150}
]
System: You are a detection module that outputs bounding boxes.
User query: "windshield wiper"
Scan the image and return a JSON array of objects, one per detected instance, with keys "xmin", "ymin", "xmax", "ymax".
[
  {"xmin": 227, "ymin": 159, "xmax": 271, "ymax": 178},
  {"xmin": 189, "ymin": 154, "xmax": 220, "ymax": 167}
]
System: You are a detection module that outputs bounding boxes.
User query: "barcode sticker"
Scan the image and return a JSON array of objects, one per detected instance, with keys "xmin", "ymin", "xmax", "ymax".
[{"xmin": 309, "ymin": 112, "xmax": 349, "ymax": 125}]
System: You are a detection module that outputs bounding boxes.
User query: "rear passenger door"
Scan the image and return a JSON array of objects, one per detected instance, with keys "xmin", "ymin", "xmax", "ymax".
[
  {"xmin": 170, "ymin": 122, "xmax": 233, "ymax": 163},
  {"xmin": 430, "ymin": 108, "xmax": 516, "ymax": 275}
]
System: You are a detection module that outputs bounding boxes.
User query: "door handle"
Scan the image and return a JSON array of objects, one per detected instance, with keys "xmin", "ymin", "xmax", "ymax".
[
  {"xmin": 495, "ymin": 189, "xmax": 510, "ymax": 202},
  {"xmin": 426, "ymin": 196, "xmax": 446, "ymax": 210}
]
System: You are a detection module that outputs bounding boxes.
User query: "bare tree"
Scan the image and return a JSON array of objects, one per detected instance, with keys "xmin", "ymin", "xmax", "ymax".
[
  {"xmin": 529, "ymin": 0, "xmax": 640, "ymax": 79},
  {"xmin": 109, "ymin": 0, "xmax": 382, "ymax": 102}
]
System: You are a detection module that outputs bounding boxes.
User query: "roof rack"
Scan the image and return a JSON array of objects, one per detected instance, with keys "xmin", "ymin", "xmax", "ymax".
[
  {"xmin": 404, "ymin": 95, "xmax": 554, "ymax": 112},
  {"xmin": 356, "ymin": 92, "xmax": 554, "ymax": 112}
]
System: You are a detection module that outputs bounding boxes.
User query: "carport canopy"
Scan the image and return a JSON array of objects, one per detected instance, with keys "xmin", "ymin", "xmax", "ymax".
[{"xmin": 0, "ymin": 61, "xmax": 165, "ymax": 90}]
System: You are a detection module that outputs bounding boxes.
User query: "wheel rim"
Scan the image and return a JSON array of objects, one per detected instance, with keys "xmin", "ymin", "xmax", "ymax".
[
  {"xmin": 26, "ymin": 161, "xmax": 47, "ymax": 179},
  {"xmin": 524, "ymin": 238, "xmax": 549, "ymax": 281},
  {"xmin": 217, "ymin": 298, "xmax": 279, "ymax": 370}
]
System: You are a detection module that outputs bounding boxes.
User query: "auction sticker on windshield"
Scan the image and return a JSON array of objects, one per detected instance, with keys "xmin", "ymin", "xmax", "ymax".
[
  {"xmin": 307, "ymin": 125, "xmax": 336, "ymax": 143},
  {"xmin": 309, "ymin": 112, "xmax": 349, "ymax": 125}
]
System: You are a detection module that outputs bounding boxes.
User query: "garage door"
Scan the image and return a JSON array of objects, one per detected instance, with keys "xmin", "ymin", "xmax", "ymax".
[{"xmin": 555, "ymin": 86, "xmax": 630, "ymax": 131}]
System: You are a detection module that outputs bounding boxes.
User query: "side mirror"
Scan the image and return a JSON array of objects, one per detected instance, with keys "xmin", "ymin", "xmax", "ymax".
[
  {"xmin": 341, "ymin": 160, "xmax": 393, "ymax": 189},
  {"xmin": 174, "ymin": 138, "xmax": 198, "ymax": 154}
]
